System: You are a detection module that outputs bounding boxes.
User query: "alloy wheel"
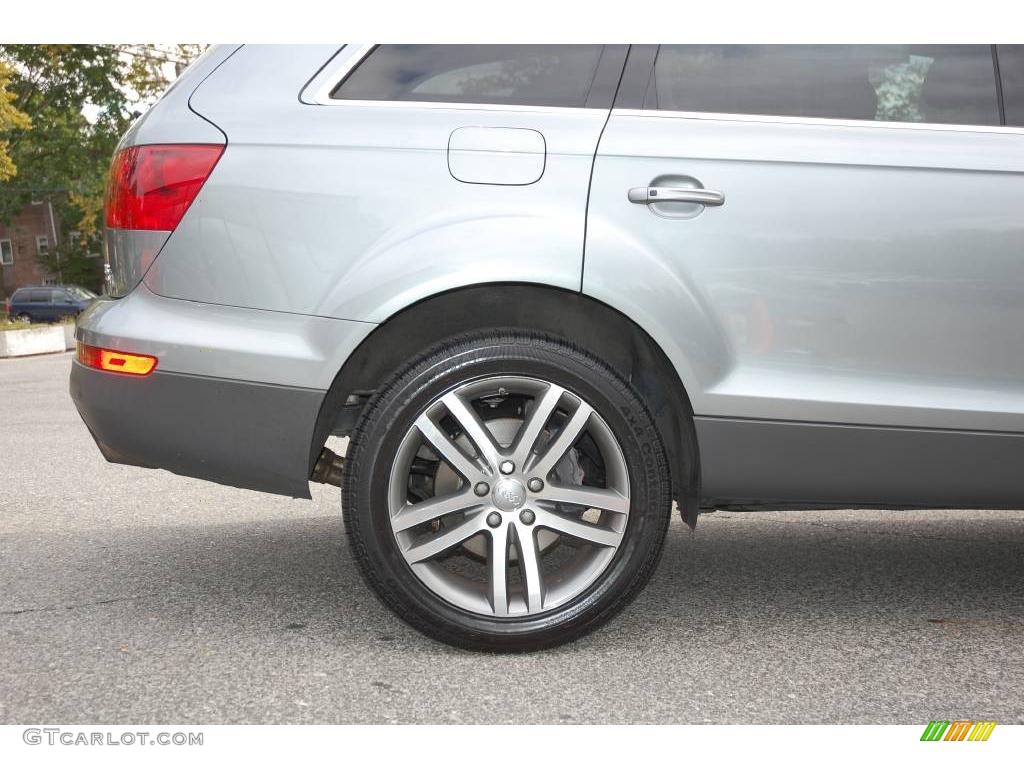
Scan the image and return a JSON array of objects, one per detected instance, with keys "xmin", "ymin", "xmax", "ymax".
[{"xmin": 387, "ymin": 375, "xmax": 631, "ymax": 617}]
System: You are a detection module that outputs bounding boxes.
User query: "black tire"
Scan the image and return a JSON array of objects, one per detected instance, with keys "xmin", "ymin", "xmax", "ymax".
[
  {"xmin": 342, "ymin": 331, "xmax": 673, "ymax": 651},
  {"xmin": 16, "ymin": 313, "xmax": 31, "ymax": 324}
]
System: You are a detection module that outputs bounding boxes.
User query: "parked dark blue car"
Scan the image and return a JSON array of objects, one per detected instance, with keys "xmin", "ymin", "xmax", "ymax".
[{"xmin": 5, "ymin": 285, "xmax": 97, "ymax": 323}]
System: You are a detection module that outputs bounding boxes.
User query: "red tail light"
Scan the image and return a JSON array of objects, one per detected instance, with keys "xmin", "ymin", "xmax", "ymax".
[{"xmin": 105, "ymin": 144, "xmax": 224, "ymax": 231}]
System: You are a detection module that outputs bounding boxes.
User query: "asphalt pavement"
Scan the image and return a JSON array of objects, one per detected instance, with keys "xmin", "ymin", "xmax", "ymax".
[{"xmin": 1, "ymin": 351, "xmax": 1022, "ymax": 723}]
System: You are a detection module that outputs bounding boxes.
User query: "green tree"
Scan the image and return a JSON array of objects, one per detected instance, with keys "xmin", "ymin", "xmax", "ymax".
[
  {"xmin": 0, "ymin": 44, "xmax": 202, "ymax": 292},
  {"xmin": 0, "ymin": 61, "xmax": 31, "ymax": 181}
]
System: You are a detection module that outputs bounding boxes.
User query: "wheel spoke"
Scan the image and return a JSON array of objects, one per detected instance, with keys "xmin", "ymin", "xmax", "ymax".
[
  {"xmin": 414, "ymin": 413, "xmax": 483, "ymax": 482},
  {"xmin": 535, "ymin": 509, "xmax": 621, "ymax": 548},
  {"xmin": 440, "ymin": 391, "xmax": 502, "ymax": 474},
  {"xmin": 511, "ymin": 383, "xmax": 565, "ymax": 467},
  {"xmin": 391, "ymin": 491, "xmax": 484, "ymax": 533},
  {"xmin": 536, "ymin": 485, "xmax": 629, "ymax": 515},
  {"xmin": 513, "ymin": 522, "xmax": 544, "ymax": 613},
  {"xmin": 404, "ymin": 513, "xmax": 485, "ymax": 563},
  {"xmin": 527, "ymin": 400, "xmax": 593, "ymax": 479},
  {"xmin": 488, "ymin": 522, "xmax": 511, "ymax": 616}
]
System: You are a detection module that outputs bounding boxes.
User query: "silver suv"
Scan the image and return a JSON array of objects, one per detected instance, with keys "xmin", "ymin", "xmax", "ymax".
[{"xmin": 71, "ymin": 45, "xmax": 1024, "ymax": 650}]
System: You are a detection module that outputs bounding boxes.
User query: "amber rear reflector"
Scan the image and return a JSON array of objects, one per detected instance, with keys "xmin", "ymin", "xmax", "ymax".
[{"xmin": 77, "ymin": 342, "xmax": 157, "ymax": 376}]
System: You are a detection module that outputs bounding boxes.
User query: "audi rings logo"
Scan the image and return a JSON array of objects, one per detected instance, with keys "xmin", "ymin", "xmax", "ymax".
[
  {"xmin": 499, "ymin": 486, "xmax": 523, "ymax": 507},
  {"xmin": 492, "ymin": 479, "xmax": 527, "ymax": 511}
]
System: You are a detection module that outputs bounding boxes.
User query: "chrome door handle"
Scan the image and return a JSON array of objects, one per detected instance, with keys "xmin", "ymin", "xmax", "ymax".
[{"xmin": 628, "ymin": 186, "xmax": 725, "ymax": 207}]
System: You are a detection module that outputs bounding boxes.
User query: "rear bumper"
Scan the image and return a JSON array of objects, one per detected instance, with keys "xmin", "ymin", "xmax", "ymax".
[
  {"xmin": 70, "ymin": 361, "xmax": 325, "ymax": 498},
  {"xmin": 67, "ymin": 284, "xmax": 375, "ymax": 496}
]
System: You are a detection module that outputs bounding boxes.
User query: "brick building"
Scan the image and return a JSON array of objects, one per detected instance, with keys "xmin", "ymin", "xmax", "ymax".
[{"xmin": 0, "ymin": 200, "xmax": 61, "ymax": 300}]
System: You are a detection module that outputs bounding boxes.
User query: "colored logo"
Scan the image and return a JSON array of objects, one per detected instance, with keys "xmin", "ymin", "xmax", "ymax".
[{"xmin": 920, "ymin": 721, "xmax": 996, "ymax": 741}]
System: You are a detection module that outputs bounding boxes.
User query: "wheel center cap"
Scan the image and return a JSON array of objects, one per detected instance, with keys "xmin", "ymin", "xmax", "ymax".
[{"xmin": 492, "ymin": 478, "xmax": 527, "ymax": 512}]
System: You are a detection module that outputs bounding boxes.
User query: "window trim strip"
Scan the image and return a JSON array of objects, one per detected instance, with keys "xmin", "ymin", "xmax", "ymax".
[
  {"xmin": 611, "ymin": 107, "xmax": 1024, "ymax": 135},
  {"xmin": 993, "ymin": 44, "xmax": 1007, "ymax": 126}
]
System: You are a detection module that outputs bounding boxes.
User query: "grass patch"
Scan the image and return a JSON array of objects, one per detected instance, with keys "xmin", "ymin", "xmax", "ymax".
[{"xmin": 0, "ymin": 319, "xmax": 34, "ymax": 331}]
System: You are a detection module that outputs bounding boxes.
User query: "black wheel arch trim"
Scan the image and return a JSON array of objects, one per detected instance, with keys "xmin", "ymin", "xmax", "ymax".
[{"xmin": 308, "ymin": 283, "xmax": 702, "ymax": 527}]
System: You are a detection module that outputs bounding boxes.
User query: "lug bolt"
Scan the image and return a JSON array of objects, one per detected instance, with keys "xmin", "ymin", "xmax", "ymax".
[
  {"xmin": 474, "ymin": 482, "xmax": 490, "ymax": 497},
  {"xmin": 519, "ymin": 509, "xmax": 535, "ymax": 525},
  {"xmin": 499, "ymin": 460, "xmax": 515, "ymax": 475},
  {"xmin": 527, "ymin": 477, "xmax": 544, "ymax": 492},
  {"xmin": 486, "ymin": 512, "xmax": 503, "ymax": 528}
]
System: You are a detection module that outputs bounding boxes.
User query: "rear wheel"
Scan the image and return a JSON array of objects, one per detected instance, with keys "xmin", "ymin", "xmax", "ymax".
[
  {"xmin": 16, "ymin": 313, "xmax": 31, "ymax": 323},
  {"xmin": 342, "ymin": 332, "xmax": 672, "ymax": 651}
]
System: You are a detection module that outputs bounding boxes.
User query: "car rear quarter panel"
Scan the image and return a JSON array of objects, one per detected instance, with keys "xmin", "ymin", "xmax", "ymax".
[{"xmin": 142, "ymin": 45, "xmax": 606, "ymax": 323}]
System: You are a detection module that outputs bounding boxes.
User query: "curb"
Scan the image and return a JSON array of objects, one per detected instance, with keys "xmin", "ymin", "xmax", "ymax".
[{"xmin": 0, "ymin": 324, "xmax": 74, "ymax": 358}]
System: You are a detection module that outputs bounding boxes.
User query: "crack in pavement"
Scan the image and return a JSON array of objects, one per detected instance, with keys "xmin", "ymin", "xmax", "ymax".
[{"xmin": 0, "ymin": 593, "xmax": 157, "ymax": 617}]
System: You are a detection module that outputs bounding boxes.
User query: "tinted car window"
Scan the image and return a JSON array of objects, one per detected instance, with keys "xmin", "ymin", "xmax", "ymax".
[
  {"xmin": 998, "ymin": 45, "xmax": 1024, "ymax": 126},
  {"xmin": 332, "ymin": 45, "xmax": 605, "ymax": 108},
  {"xmin": 30, "ymin": 289, "xmax": 50, "ymax": 302},
  {"xmin": 651, "ymin": 45, "xmax": 1000, "ymax": 126}
]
